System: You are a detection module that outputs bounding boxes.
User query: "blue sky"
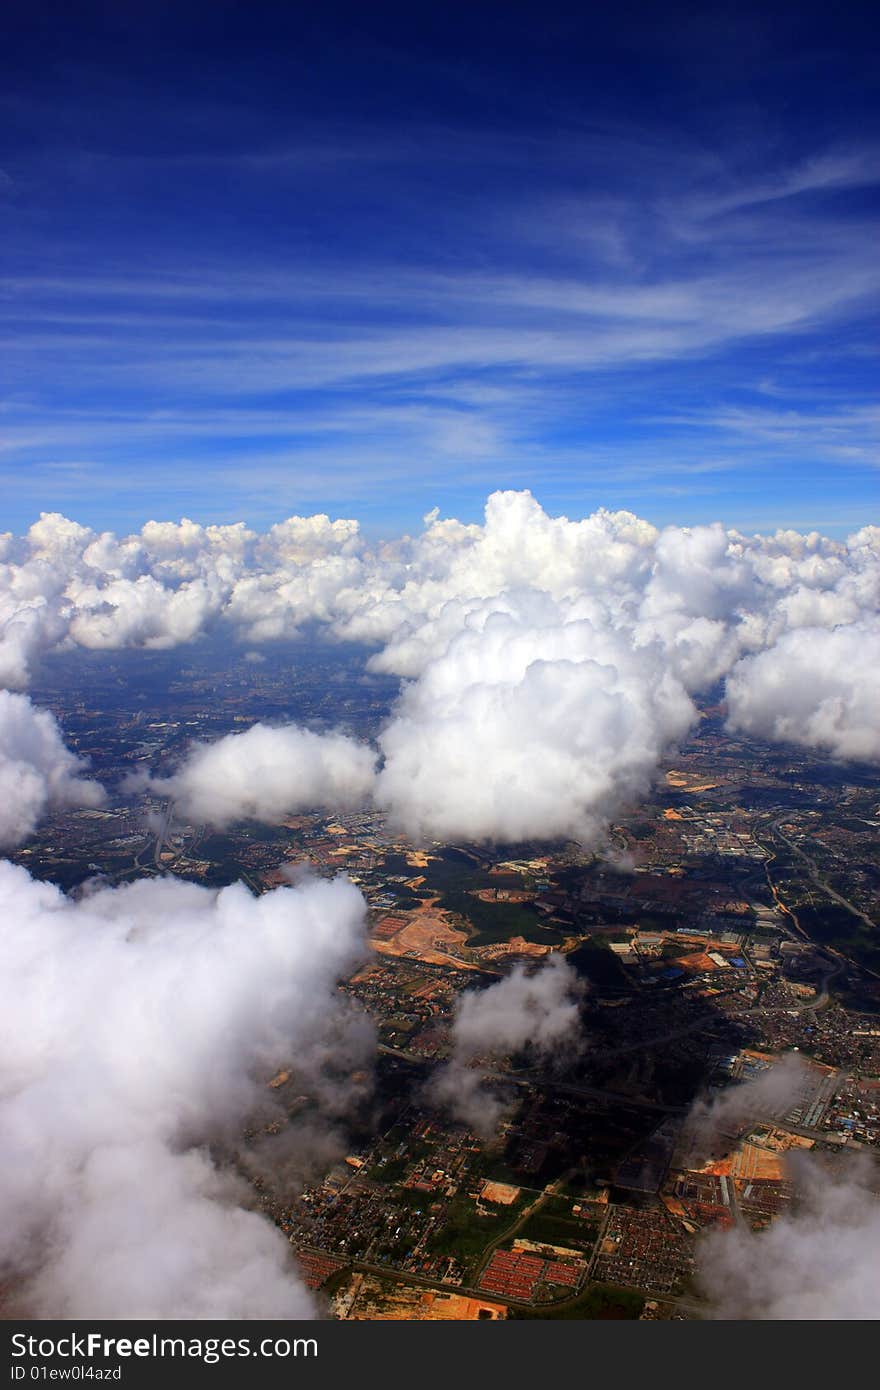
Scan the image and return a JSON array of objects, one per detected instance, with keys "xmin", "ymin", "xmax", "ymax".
[{"xmin": 1, "ymin": 0, "xmax": 878, "ymax": 536}]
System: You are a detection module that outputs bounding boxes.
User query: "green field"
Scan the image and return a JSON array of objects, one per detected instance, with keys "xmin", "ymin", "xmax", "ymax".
[
  {"xmin": 368, "ymin": 1155, "xmax": 409, "ymax": 1183},
  {"xmin": 399, "ymin": 848, "xmax": 566, "ymax": 946},
  {"xmin": 794, "ymin": 903, "xmax": 880, "ymax": 971},
  {"xmin": 451, "ymin": 896, "xmax": 564, "ymax": 947},
  {"xmin": 426, "ymin": 1196, "xmax": 509, "ymax": 1267}
]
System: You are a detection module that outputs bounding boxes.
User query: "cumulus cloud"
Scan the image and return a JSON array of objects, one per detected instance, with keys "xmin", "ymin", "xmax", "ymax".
[
  {"xmin": 133, "ymin": 601, "xmax": 698, "ymax": 845},
  {"xmin": 698, "ymin": 1151, "xmax": 880, "ymax": 1319},
  {"xmin": 0, "ymin": 594, "xmax": 65, "ymax": 692},
  {"xmin": 374, "ymin": 593, "xmax": 696, "ymax": 843},
  {"xmin": 140, "ymin": 722, "xmax": 378, "ymax": 827},
  {"xmin": 0, "ymin": 691, "xmax": 105, "ymax": 847},
  {"xmin": 725, "ymin": 619, "xmax": 880, "ymax": 761},
  {"xmin": 431, "ymin": 954, "xmax": 583, "ymax": 1136},
  {"xmin": 1, "ymin": 490, "xmax": 874, "ymax": 688},
  {"xmin": 67, "ymin": 573, "xmax": 227, "ymax": 651},
  {"xmin": 0, "ymin": 862, "xmax": 370, "ymax": 1318},
  {"xmin": 1, "ymin": 493, "xmax": 878, "ymax": 846}
]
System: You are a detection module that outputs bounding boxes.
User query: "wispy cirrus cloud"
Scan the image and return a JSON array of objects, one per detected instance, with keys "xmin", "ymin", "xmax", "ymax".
[{"xmin": 1, "ymin": 11, "xmax": 877, "ymax": 532}]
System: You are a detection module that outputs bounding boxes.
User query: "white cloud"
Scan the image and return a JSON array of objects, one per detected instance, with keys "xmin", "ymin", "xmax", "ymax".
[
  {"xmin": 431, "ymin": 955, "xmax": 583, "ymax": 1137},
  {"xmin": 374, "ymin": 593, "xmax": 696, "ymax": 843},
  {"xmin": 0, "ymin": 861, "xmax": 369, "ymax": 1318},
  {"xmin": 1, "ymin": 493, "xmax": 878, "ymax": 848},
  {"xmin": 698, "ymin": 1152, "xmax": 880, "ymax": 1319},
  {"xmin": 68, "ymin": 572, "xmax": 227, "ymax": 650},
  {"xmin": 143, "ymin": 722, "xmax": 378, "ymax": 827},
  {"xmin": 726, "ymin": 620, "xmax": 880, "ymax": 761},
  {"xmin": 685, "ymin": 1057, "xmax": 880, "ymax": 1319},
  {"xmin": 452, "ymin": 953, "xmax": 583, "ymax": 1056},
  {"xmin": 681, "ymin": 1054, "xmax": 810, "ymax": 1165},
  {"xmin": 0, "ymin": 691, "xmax": 105, "ymax": 847}
]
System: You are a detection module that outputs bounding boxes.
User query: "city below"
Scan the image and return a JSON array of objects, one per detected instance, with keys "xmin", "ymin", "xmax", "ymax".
[{"xmin": 11, "ymin": 639, "xmax": 879, "ymax": 1321}]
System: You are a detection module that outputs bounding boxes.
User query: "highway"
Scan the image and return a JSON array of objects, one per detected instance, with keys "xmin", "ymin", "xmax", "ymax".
[
  {"xmin": 756, "ymin": 815, "xmax": 880, "ymax": 984},
  {"xmin": 377, "ymin": 1042, "xmax": 689, "ymax": 1114},
  {"xmin": 773, "ymin": 819, "xmax": 877, "ymax": 934}
]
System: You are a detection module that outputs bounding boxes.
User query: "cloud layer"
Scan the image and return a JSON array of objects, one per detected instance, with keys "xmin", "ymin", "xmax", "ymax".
[
  {"xmin": 0, "ymin": 862, "xmax": 369, "ymax": 1318},
  {"xmin": 1, "ymin": 493, "xmax": 878, "ymax": 846}
]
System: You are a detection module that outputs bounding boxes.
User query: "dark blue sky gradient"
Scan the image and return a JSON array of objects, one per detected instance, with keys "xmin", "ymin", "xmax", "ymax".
[{"xmin": 1, "ymin": 1, "xmax": 878, "ymax": 534}]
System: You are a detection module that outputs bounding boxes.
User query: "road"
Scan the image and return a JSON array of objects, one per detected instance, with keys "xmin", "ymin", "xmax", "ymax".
[
  {"xmin": 756, "ymin": 816, "xmax": 880, "ymax": 984},
  {"xmin": 336, "ymin": 1248, "xmax": 707, "ymax": 1319},
  {"xmin": 772, "ymin": 819, "xmax": 877, "ymax": 934},
  {"xmin": 152, "ymin": 799, "xmax": 174, "ymax": 868},
  {"xmin": 376, "ymin": 1043, "xmax": 688, "ymax": 1114},
  {"xmin": 472, "ymin": 1188, "xmax": 549, "ymax": 1281}
]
